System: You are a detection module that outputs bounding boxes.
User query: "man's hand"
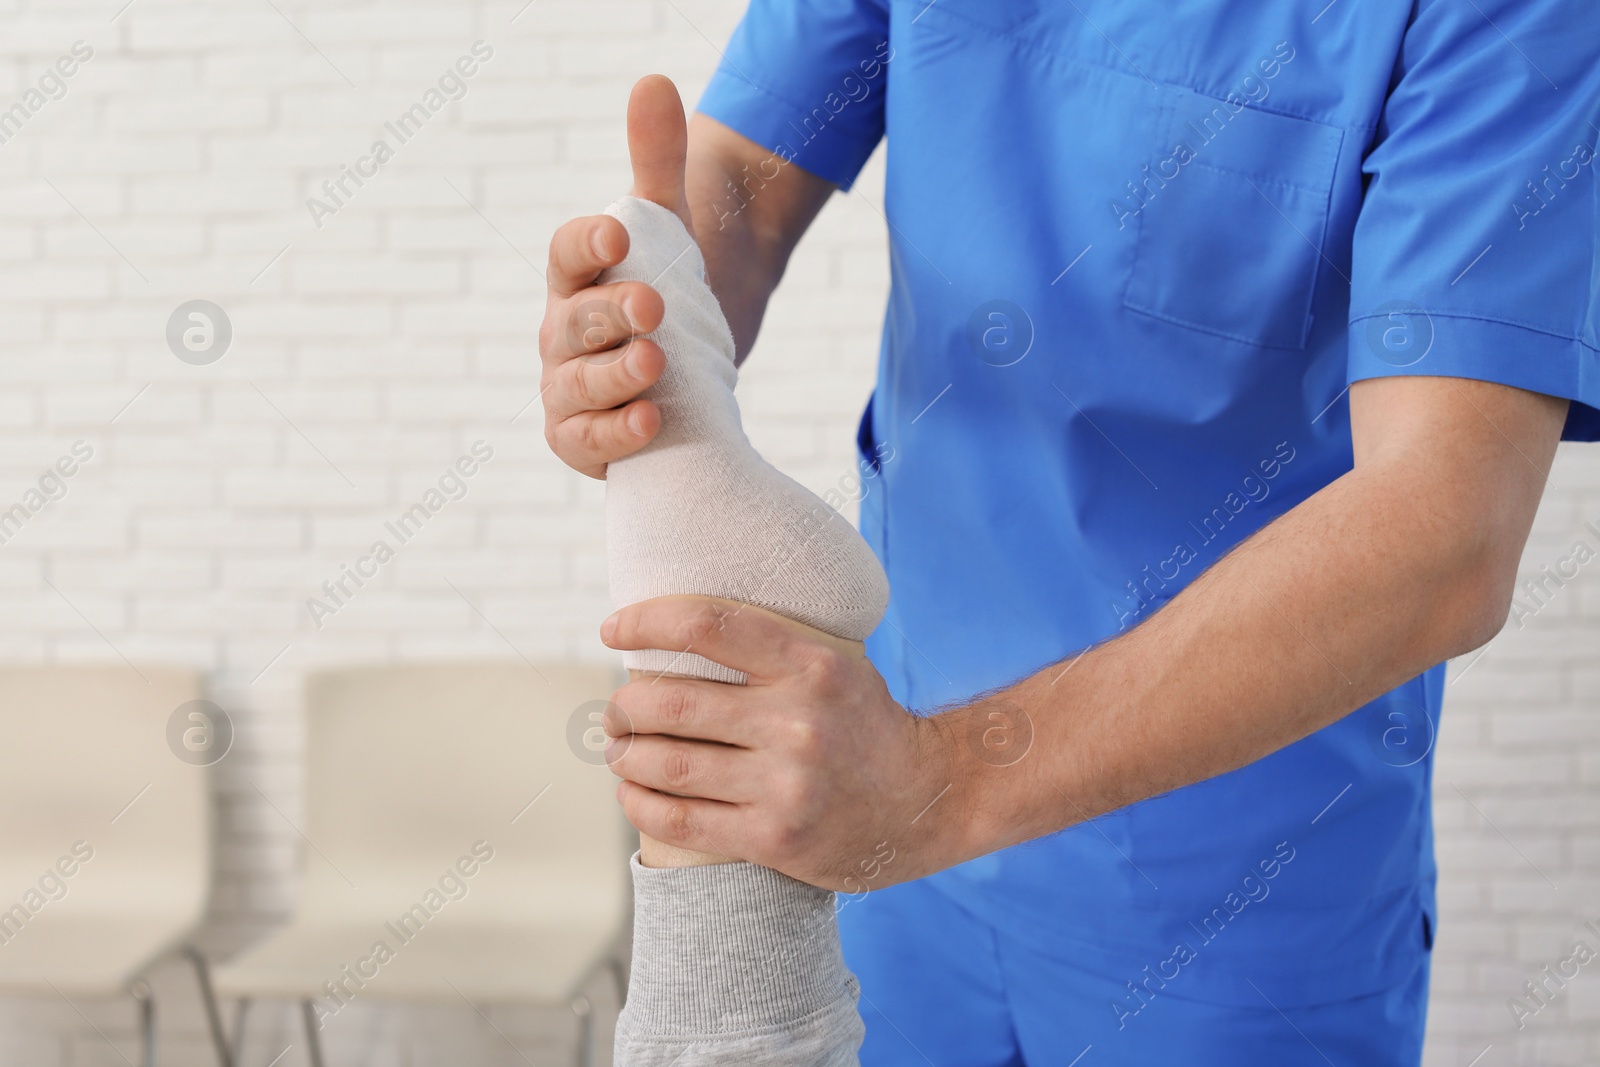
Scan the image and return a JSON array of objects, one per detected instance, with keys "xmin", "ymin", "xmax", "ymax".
[
  {"xmin": 538, "ymin": 75, "xmax": 688, "ymax": 479},
  {"xmin": 538, "ymin": 75, "xmax": 837, "ymax": 479},
  {"xmin": 600, "ymin": 596, "xmax": 966, "ymax": 892},
  {"xmin": 599, "ymin": 377, "xmax": 1568, "ymax": 890}
]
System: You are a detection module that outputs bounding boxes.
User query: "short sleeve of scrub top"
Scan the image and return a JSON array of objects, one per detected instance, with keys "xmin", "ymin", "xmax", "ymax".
[
  {"xmin": 1347, "ymin": 0, "xmax": 1600, "ymax": 439},
  {"xmin": 696, "ymin": 0, "xmax": 890, "ymax": 191}
]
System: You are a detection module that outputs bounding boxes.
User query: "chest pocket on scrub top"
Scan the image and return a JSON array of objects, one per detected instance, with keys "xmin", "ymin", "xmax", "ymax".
[{"xmin": 1123, "ymin": 87, "xmax": 1344, "ymax": 351}]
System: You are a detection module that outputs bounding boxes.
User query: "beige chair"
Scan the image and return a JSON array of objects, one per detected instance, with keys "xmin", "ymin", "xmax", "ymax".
[
  {"xmin": 0, "ymin": 665, "xmax": 213, "ymax": 1067},
  {"xmin": 207, "ymin": 663, "xmax": 631, "ymax": 1067}
]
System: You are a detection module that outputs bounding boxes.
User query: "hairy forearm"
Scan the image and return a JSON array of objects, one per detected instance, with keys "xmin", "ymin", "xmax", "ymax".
[
  {"xmin": 956, "ymin": 465, "xmax": 1493, "ymax": 852},
  {"xmin": 945, "ymin": 381, "xmax": 1564, "ymax": 860},
  {"xmin": 685, "ymin": 114, "xmax": 833, "ymax": 363}
]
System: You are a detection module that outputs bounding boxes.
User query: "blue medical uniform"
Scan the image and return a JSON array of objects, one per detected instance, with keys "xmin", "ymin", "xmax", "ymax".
[{"xmin": 698, "ymin": 1, "xmax": 1600, "ymax": 1062}]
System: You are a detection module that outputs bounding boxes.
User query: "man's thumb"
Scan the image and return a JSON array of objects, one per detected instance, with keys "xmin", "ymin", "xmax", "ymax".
[{"xmin": 627, "ymin": 74, "xmax": 692, "ymax": 230}]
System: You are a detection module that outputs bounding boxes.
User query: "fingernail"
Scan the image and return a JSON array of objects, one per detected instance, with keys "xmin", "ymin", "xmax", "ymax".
[
  {"xmin": 600, "ymin": 611, "xmax": 619, "ymax": 642},
  {"xmin": 625, "ymin": 407, "xmax": 645, "ymax": 436},
  {"xmin": 622, "ymin": 348, "xmax": 642, "ymax": 381},
  {"xmin": 591, "ymin": 227, "xmax": 610, "ymax": 260}
]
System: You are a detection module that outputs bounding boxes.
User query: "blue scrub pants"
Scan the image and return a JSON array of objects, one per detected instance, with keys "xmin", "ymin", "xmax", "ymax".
[{"xmin": 839, "ymin": 877, "xmax": 1430, "ymax": 1067}]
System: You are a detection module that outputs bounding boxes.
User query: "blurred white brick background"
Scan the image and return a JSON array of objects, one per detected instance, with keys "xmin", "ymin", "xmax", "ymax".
[{"xmin": 0, "ymin": 0, "xmax": 1594, "ymax": 1064}]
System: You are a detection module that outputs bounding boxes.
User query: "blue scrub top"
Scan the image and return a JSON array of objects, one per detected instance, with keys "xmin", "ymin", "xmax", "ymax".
[{"xmin": 699, "ymin": 0, "xmax": 1600, "ymax": 1009}]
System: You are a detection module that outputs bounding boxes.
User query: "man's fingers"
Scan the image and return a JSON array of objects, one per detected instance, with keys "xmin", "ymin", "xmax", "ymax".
[
  {"xmin": 556, "ymin": 282, "xmax": 665, "ymax": 363},
  {"xmin": 606, "ymin": 733, "xmax": 753, "ymax": 803},
  {"xmin": 547, "ymin": 401, "xmax": 659, "ymax": 476},
  {"xmin": 608, "ymin": 676, "xmax": 757, "ymax": 747},
  {"xmin": 539, "ymin": 273, "xmax": 665, "ymax": 476},
  {"xmin": 626, "ymin": 74, "xmax": 691, "ymax": 229},
  {"xmin": 547, "ymin": 214, "xmax": 628, "ymax": 299},
  {"xmin": 616, "ymin": 780, "xmax": 746, "ymax": 859},
  {"xmin": 545, "ymin": 336, "xmax": 664, "ymax": 419},
  {"xmin": 602, "ymin": 596, "xmax": 836, "ymax": 682}
]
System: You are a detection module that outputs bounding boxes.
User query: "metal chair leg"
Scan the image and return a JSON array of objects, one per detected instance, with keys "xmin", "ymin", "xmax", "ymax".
[
  {"xmin": 571, "ymin": 993, "xmax": 594, "ymax": 1067},
  {"xmin": 301, "ymin": 999, "xmax": 327, "ymax": 1067},
  {"xmin": 230, "ymin": 998, "xmax": 250, "ymax": 1067},
  {"xmin": 130, "ymin": 979, "xmax": 155, "ymax": 1067},
  {"xmin": 183, "ymin": 946, "xmax": 234, "ymax": 1067}
]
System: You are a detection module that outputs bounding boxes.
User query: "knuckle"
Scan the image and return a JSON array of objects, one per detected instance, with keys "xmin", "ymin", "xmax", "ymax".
[
  {"xmin": 569, "ymin": 359, "xmax": 599, "ymax": 409},
  {"xmin": 762, "ymin": 813, "xmax": 805, "ymax": 864},
  {"xmin": 539, "ymin": 304, "xmax": 578, "ymax": 363},
  {"xmin": 677, "ymin": 604, "xmax": 725, "ymax": 649},
  {"xmin": 551, "ymin": 423, "xmax": 592, "ymax": 468},
  {"xmin": 785, "ymin": 715, "xmax": 824, "ymax": 760},
  {"xmin": 573, "ymin": 415, "xmax": 603, "ymax": 458},
  {"xmin": 545, "ymin": 420, "xmax": 580, "ymax": 466},
  {"xmin": 663, "ymin": 798, "xmax": 694, "ymax": 841},
  {"xmin": 795, "ymin": 642, "xmax": 846, "ymax": 691},
  {"xmin": 657, "ymin": 685, "xmax": 695, "ymax": 731},
  {"xmin": 662, "ymin": 746, "xmax": 695, "ymax": 790}
]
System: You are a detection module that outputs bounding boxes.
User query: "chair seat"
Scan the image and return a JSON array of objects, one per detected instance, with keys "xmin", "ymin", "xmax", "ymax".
[
  {"xmin": 0, "ymin": 909, "xmax": 197, "ymax": 997},
  {"xmin": 0, "ymin": 667, "xmax": 210, "ymax": 1000},
  {"xmin": 213, "ymin": 916, "xmax": 617, "ymax": 1005}
]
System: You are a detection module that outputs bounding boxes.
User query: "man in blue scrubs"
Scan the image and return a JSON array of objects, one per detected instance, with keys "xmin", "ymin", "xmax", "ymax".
[{"xmin": 541, "ymin": 1, "xmax": 1600, "ymax": 1061}]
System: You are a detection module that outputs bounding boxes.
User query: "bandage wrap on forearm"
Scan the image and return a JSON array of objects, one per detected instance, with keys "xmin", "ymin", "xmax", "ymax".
[
  {"xmin": 615, "ymin": 855, "xmax": 864, "ymax": 1066},
  {"xmin": 599, "ymin": 196, "xmax": 890, "ymax": 684}
]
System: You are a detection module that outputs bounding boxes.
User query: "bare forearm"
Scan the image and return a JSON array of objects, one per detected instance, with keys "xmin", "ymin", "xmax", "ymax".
[
  {"xmin": 949, "ymin": 379, "xmax": 1566, "ymax": 859},
  {"xmin": 685, "ymin": 114, "xmax": 833, "ymax": 363},
  {"xmin": 959, "ymin": 465, "xmax": 1495, "ymax": 851}
]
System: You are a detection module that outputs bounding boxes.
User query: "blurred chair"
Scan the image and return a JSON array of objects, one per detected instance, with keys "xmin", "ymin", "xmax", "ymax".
[
  {"xmin": 205, "ymin": 663, "xmax": 631, "ymax": 1067},
  {"xmin": 0, "ymin": 665, "xmax": 213, "ymax": 1067}
]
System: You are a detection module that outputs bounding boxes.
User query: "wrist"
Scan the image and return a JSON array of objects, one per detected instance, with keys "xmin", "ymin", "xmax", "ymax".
[
  {"xmin": 913, "ymin": 704, "xmax": 991, "ymax": 873},
  {"xmin": 931, "ymin": 684, "xmax": 1068, "ymax": 871}
]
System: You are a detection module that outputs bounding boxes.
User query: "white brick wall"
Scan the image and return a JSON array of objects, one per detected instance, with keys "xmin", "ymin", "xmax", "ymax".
[
  {"xmin": 0, "ymin": 1, "xmax": 1595, "ymax": 1064},
  {"xmin": 1429, "ymin": 487, "xmax": 1600, "ymax": 1067}
]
